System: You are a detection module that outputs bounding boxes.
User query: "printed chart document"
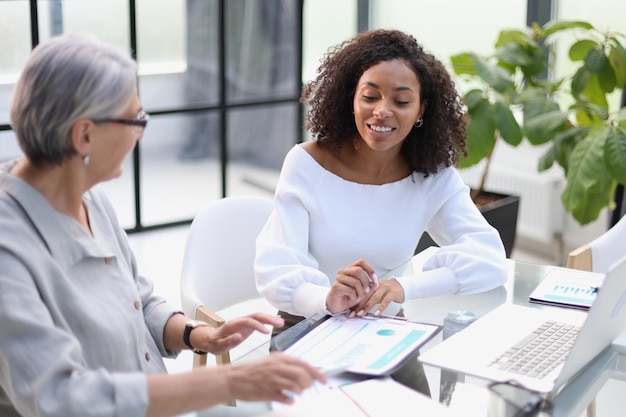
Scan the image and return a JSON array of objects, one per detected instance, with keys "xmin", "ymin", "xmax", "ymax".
[
  {"xmin": 529, "ymin": 268, "xmax": 605, "ymax": 310},
  {"xmin": 262, "ymin": 377, "xmax": 459, "ymax": 417},
  {"xmin": 284, "ymin": 314, "xmax": 440, "ymax": 376}
]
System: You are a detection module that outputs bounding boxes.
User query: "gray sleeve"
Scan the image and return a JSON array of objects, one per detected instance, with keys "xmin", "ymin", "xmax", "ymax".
[{"xmin": 0, "ymin": 252, "xmax": 150, "ymax": 417}]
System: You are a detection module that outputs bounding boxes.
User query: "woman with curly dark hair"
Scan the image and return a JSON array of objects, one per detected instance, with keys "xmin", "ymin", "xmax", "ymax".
[{"xmin": 255, "ymin": 29, "xmax": 508, "ymax": 393}]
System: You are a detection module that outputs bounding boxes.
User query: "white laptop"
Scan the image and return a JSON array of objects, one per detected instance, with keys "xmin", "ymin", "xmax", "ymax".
[{"xmin": 419, "ymin": 256, "xmax": 626, "ymax": 397}]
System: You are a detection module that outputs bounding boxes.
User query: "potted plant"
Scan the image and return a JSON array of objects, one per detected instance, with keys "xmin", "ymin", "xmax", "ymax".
[{"xmin": 450, "ymin": 20, "xmax": 626, "ymax": 227}]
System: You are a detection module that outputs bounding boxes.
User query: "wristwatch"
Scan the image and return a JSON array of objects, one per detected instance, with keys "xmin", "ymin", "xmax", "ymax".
[{"xmin": 183, "ymin": 320, "xmax": 210, "ymax": 355}]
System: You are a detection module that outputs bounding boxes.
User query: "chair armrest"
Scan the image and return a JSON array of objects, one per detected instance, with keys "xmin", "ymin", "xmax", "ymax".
[
  {"xmin": 193, "ymin": 305, "xmax": 232, "ymax": 367},
  {"xmin": 567, "ymin": 244, "xmax": 593, "ymax": 271},
  {"xmin": 196, "ymin": 305, "xmax": 226, "ymax": 328},
  {"xmin": 194, "ymin": 305, "xmax": 235, "ymax": 407}
]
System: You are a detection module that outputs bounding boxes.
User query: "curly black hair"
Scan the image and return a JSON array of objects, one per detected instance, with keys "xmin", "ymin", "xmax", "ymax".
[{"xmin": 301, "ymin": 29, "xmax": 467, "ymax": 176}]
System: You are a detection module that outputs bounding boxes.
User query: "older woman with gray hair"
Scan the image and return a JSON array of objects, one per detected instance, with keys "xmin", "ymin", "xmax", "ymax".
[{"xmin": 0, "ymin": 33, "xmax": 324, "ymax": 417}]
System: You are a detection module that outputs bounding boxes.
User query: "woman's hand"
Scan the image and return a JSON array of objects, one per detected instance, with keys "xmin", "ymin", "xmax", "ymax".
[
  {"xmin": 325, "ymin": 259, "xmax": 377, "ymax": 314},
  {"xmin": 349, "ymin": 278, "xmax": 405, "ymax": 318},
  {"xmin": 195, "ymin": 313, "xmax": 284, "ymax": 355},
  {"xmin": 146, "ymin": 351, "xmax": 326, "ymax": 415},
  {"xmin": 224, "ymin": 352, "xmax": 326, "ymax": 404}
]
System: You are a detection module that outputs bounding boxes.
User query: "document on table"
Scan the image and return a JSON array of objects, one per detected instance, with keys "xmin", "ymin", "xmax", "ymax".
[
  {"xmin": 529, "ymin": 268, "xmax": 605, "ymax": 310},
  {"xmin": 283, "ymin": 314, "xmax": 440, "ymax": 376},
  {"xmin": 262, "ymin": 377, "xmax": 459, "ymax": 417}
]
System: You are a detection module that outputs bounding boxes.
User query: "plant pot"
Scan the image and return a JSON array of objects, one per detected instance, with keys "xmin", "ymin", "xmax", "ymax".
[{"xmin": 415, "ymin": 192, "xmax": 520, "ymax": 258}]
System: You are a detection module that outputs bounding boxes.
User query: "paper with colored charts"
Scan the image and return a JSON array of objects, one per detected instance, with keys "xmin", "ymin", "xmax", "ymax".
[
  {"xmin": 284, "ymin": 314, "xmax": 440, "ymax": 376},
  {"xmin": 529, "ymin": 267, "xmax": 605, "ymax": 310}
]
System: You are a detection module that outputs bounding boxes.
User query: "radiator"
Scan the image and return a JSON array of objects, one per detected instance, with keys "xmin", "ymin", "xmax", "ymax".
[{"xmin": 459, "ymin": 165, "xmax": 566, "ymax": 245}]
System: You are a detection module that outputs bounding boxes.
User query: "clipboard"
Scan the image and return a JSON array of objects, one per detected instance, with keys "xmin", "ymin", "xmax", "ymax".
[
  {"xmin": 528, "ymin": 268, "xmax": 605, "ymax": 310},
  {"xmin": 282, "ymin": 314, "xmax": 440, "ymax": 376}
]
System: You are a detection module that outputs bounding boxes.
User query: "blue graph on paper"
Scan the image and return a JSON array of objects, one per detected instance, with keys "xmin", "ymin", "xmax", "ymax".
[
  {"xmin": 529, "ymin": 268, "xmax": 605, "ymax": 309},
  {"xmin": 542, "ymin": 284, "xmax": 596, "ymax": 307}
]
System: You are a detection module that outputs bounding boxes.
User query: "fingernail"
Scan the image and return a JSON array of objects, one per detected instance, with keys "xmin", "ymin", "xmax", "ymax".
[
  {"xmin": 374, "ymin": 310, "xmax": 382, "ymax": 317},
  {"xmin": 365, "ymin": 286, "xmax": 370, "ymax": 294},
  {"xmin": 348, "ymin": 311, "xmax": 356, "ymax": 318},
  {"xmin": 372, "ymin": 273, "xmax": 379, "ymax": 284},
  {"xmin": 357, "ymin": 309, "xmax": 365, "ymax": 317}
]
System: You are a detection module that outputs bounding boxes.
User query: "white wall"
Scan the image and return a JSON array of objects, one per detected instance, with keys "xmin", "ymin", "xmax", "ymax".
[
  {"xmin": 302, "ymin": 0, "xmax": 357, "ymax": 82},
  {"xmin": 371, "ymin": 0, "xmax": 527, "ymax": 62}
]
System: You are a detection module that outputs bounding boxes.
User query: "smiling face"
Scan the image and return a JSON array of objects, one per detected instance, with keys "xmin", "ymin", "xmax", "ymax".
[{"xmin": 353, "ymin": 59, "xmax": 426, "ymax": 153}]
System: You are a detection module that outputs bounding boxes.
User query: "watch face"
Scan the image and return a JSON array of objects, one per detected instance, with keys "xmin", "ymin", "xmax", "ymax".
[{"xmin": 187, "ymin": 320, "xmax": 208, "ymax": 328}]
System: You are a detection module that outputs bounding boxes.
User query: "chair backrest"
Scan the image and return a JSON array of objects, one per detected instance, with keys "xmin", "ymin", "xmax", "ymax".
[
  {"xmin": 180, "ymin": 195, "xmax": 274, "ymax": 318},
  {"xmin": 567, "ymin": 215, "xmax": 626, "ymax": 273}
]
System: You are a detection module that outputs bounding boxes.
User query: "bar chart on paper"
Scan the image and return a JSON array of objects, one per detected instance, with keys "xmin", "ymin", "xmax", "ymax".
[{"xmin": 529, "ymin": 268, "xmax": 605, "ymax": 310}]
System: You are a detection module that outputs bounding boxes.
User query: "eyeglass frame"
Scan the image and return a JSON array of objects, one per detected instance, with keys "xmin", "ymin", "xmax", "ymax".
[
  {"xmin": 487, "ymin": 380, "xmax": 545, "ymax": 417},
  {"xmin": 91, "ymin": 110, "xmax": 150, "ymax": 133}
]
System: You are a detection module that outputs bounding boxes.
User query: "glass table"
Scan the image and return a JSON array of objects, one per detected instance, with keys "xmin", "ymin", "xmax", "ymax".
[{"xmin": 196, "ymin": 251, "xmax": 626, "ymax": 416}]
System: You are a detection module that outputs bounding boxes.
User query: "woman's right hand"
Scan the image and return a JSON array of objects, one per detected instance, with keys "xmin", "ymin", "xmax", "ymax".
[
  {"xmin": 224, "ymin": 352, "xmax": 326, "ymax": 404},
  {"xmin": 325, "ymin": 259, "xmax": 377, "ymax": 314}
]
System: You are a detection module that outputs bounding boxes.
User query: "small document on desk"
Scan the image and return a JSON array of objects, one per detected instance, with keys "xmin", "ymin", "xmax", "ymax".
[
  {"xmin": 528, "ymin": 268, "xmax": 605, "ymax": 310},
  {"xmin": 262, "ymin": 377, "xmax": 459, "ymax": 417},
  {"xmin": 283, "ymin": 314, "xmax": 440, "ymax": 376}
]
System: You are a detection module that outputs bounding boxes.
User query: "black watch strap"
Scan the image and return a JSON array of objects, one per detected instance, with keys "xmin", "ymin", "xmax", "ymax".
[{"xmin": 184, "ymin": 320, "xmax": 209, "ymax": 355}]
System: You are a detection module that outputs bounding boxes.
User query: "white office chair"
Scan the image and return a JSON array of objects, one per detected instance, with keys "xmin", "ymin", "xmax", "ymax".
[
  {"xmin": 180, "ymin": 195, "xmax": 277, "ymax": 372},
  {"xmin": 566, "ymin": 214, "xmax": 626, "ymax": 417}
]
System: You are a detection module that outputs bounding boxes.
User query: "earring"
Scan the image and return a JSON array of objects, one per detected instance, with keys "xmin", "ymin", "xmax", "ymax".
[
  {"xmin": 414, "ymin": 119, "xmax": 423, "ymax": 128},
  {"xmin": 82, "ymin": 155, "xmax": 90, "ymax": 165}
]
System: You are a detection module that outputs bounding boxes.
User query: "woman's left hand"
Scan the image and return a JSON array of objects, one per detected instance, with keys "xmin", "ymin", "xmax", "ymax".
[
  {"xmin": 348, "ymin": 278, "xmax": 405, "ymax": 318},
  {"xmin": 197, "ymin": 313, "xmax": 284, "ymax": 354}
]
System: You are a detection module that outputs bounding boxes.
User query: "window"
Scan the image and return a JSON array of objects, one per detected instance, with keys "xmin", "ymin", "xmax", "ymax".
[{"xmin": 1, "ymin": 0, "xmax": 304, "ymax": 231}]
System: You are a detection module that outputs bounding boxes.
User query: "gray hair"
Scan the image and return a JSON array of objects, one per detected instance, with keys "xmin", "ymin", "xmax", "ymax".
[{"xmin": 9, "ymin": 33, "xmax": 138, "ymax": 167}]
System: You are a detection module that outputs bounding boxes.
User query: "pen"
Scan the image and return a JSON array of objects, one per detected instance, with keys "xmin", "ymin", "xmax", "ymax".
[
  {"xmin": 590, "ymin": 286, "xmax": 601, "ymax": 293},
  {"xmin": 366, "ymin": 272, "xmax": 378, "ymax": 288}
]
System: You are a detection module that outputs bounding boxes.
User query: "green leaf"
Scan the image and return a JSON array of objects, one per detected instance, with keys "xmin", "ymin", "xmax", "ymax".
[
  {"xmin": 495, "ymin": 29, "xmax": 531, "ymax": 48},
  {"xmin": 496, "ymin": 42, "xmax": 535, "ymax": 67},
  {"xmin": 570, "ymin": 101, "xmax": 608, "ymax": 126},
  {"xmin": 580, "ymin": 73, "xmax": 609, "ymax": 107},
  {"xmin": 584, "ymin": 46, "xmax": 609, "ymax": 73},
  {"xmin": 473, "ymin": 56, "xmax": 515, "ymax": 93},
  {"xmin": 521, "ymin": 91, "xmax": 560, "ymax": 120},
  {"xmin": 550, "ymin": 126, "xmax": 590, "ymax": 171},
  {"xmin": 572, "ymin": 70, "xmax": 609, "ymax": 107},
  {"xmin": 605, "ymin": 126, "xmax": 626, "ymax": 183},
  {"xmin": 571, "ymin": 67, "xmax": 590, "ymax": 97},
  {"xmin": 597, "ymin": 63, "xmax": 617, "ymax": 92},
  {"xmin": 561, "ymin": 128, "xmax": 614, "ymax": 225},
  {"xmin": 521, "ymin": 44, "xmax": 548, "ymax": 78},
  {"xmin": 538, "ymin": 144, "xmax": 558, "ymax": 171},
  {"xmin": 524, "ymin": 110, "xmax": 570, "ymax": 145},
  {"xmin": 569, "ymin": 39, "xmax": 598, "ymax": 61},
  {"xmin": 542, "ymin": 20, "xmax": 594, "ymax": 37},
  {"xmin": 459, "ymin": 99, "xmax": 496, "ymax": 168},
  {"xmin": 463, "ymin": 89, "xmax": 485, "ymax": 110},
  {"xmin": 493, "ymin": 100, "xmax": 523, "ymax": 146},
  {"xmin": 608, "ymin": 39, "xmax": 626, "ymax": 87},
  {"xmin": 450, "ymin": 52, "xmax": 477, "ymax": 76}
]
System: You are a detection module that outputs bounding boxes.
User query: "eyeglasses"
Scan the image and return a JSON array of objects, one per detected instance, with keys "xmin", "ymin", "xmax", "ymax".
[
  {"xmin": 487, "ymin": 380, "xmax": 545, "ymax": 417},
  {"xmin": 91, "ymin": 110, "xmax": 150, "ymax": 134}
]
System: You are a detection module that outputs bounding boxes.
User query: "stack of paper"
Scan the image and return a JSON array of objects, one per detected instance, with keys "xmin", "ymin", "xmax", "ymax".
[{"xmin": 261, "ymin": 377, "xmax": 460, "ymax": 417}]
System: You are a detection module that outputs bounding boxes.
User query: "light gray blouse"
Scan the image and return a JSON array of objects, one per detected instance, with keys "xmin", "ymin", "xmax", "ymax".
[{"xmin": 0, "ymin": 160, "xmax": 181, "ymax": 417}]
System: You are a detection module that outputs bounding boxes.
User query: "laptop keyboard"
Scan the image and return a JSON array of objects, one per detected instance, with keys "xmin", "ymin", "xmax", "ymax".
[{"xmin": 488, "ymin": 320, "xmax": 580, "ymax": 379}]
